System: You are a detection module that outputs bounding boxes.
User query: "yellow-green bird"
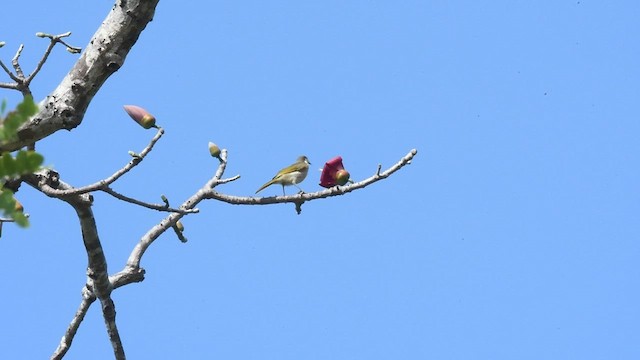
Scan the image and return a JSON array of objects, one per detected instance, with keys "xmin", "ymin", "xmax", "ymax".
[{"xmin": 256, "ymin": 155, "xmax": 311, "ymax": 195}]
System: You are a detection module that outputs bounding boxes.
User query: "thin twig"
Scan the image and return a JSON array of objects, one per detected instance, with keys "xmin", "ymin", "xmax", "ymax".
[
  {"xmin": 32, "ymin": 129, "xmax": 189, "ymax": 214},
  {"xmin": 0, "ymin": 32, "xmax": 80, "ymax": 96},
  {"xmin": 28, "ymin": 32, "xmax": 81, "ymax": 86},
  {"xmin": 24, "ymin": 40, "xmax": 56, "ymax": 87},
  {"xmin": 40, "ymin": 127, "xmax": 165, "ymax": 197},
  {"xmin": 35, "ymin": 127, "xmax": 189, "ymax": 214},
  {"xmin": 11, "ymin": 44, "xmax": 25, "ymax": 78},
  {"xmin": 0, "ymin": 82, "xmax": 19, "ymax": 90},
  {"xmin": 0, "ymin": 58, "xmax": 20, "ymax": 82},
  {"xmin": 102, "ymin": 186, "xmax": 199, "ymax": 214},
  {"xmin": 216, "ymin": 174, "xmax": 241, "ymax": 185}
]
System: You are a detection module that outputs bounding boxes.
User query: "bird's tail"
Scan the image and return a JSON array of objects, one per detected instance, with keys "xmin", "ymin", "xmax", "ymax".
[{"xmin": 255, "ymin": 179, "xmax": 276, "ymax": 194}]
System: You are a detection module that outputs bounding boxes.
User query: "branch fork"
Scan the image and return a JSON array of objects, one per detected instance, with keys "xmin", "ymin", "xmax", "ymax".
[{"xmin": 0, "ymin": 32, "xmax": 80, "ymax": 97}]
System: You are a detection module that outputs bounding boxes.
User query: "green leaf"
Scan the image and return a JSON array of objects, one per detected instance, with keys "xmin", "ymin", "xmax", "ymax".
[
  {"xmin": 0, "ymin": 187, "xmax": 29, "ymax": 227},
  {"xmin": 13, "ymin": 150, "xmax": 44, "ymax": 174},
  {"xmin": 25, "ymin": 151, "xmax": 44, "ymax": 172},
  {"xmin": 16, "ymin": 95, "xmax": 37, "ymax": 118},
  {"xmin": 15, "ymin": 150, "xmax": 28, "ymax": 173},
  {"xmin": 1, "ymin": 153, "xmax": 16, "ymax": 176},
  {"xmin": 12, "ymin": 212, "xmax": 29, "ymax": 227},
  {"xmin": 1, "ymin": 112, "xmax": 24, "ymax": 142},
  {"xmin": 0, "ymin": 97, "xmax": 42, "ymax": 229},
  {"xmin": 0, "ymin": 96, "xmax": 38, "ymax": 143},
  {"xmin": 0, "ymin": 151, "xmax": 44, "ymax": 178},
  {"xmin": 0, "ymin": 187, "xmax": 13, "ymax": 204}
]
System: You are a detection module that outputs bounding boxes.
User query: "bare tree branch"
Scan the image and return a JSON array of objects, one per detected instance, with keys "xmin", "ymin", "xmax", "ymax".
[
  {"xmin": 0, "ymin": 53, "xmax": 20, "ymax": 83},
  {"xmin": 205, "ymin": 149, "xmax": 418, "ymax": 214},
  {"xmin": 51, "ymin": 264, "xmax": 145, "ymax": 360},
  {"xmin": 51, "ymin": 287, "xmax": 95, "ymax": 360},
  {"xmin": 0, "ymin": 33, "xmax": 81, "ymax": 97},
  {"xmin": 39, "ymin": 127, "xmax": 164, "ymax": 196},
  {"xmin": 66, "ymin": 188, "xmax": 125, "ymax": 359},
  {"xmin": 114, "ymin": 148, "xmax": 418, "ymax": 275},
  {"xmin": 99, "ymin": 297, "xmax": 125, "ymax": 360},
  {"xmin": 29, "ymin": 127, "xmax": 195, "ymax": 214},
  {"xmin": 27, "ymin": 32, "xmax": 81, "ymax": 87},
  {"xmin": 38, "ymin": 151, "xmax": 235, "ymax": 357},
  {"xmin": 11, "ymin": 45, "xmax": 26, "ymax": 79},
  {"xmin": 102, "ymin": 186, "xmax": 198, "ymax": 214},
  {"xmin": 31, "ymin": 145, "xmax": 418, "ymax": 358},
  {"xmin": 24, "ymin": 171, "xmax": 126, "ymax": 359},
  {"xmin": 0, "ymin": 0, "xmax": 160, "ymax": 152},
  {"xmin": 123, "ymin": 149, "xmax": 233, "ymax": 269}
]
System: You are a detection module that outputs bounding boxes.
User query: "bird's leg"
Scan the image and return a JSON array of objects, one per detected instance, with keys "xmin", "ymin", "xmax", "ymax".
[{"xmin": 282, "ymin": 184, "xmax": 285, "ymax": 196}]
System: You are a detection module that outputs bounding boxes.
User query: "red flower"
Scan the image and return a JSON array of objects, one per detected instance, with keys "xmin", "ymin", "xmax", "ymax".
[{"xmin": 319, "ymin": 156, "xmax": 351, "ymax": 188}]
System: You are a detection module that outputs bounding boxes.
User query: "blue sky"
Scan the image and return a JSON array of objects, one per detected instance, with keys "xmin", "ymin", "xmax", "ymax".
[{"xmin": 1, "ymin": 1, "xmax": 639, "ymax": 359}]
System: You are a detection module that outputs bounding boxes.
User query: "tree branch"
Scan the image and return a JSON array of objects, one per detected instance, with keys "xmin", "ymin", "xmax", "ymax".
[
  {"xmin": 0, "ymin": 0, "xmax": 160, "ymax": 152},
  {"xmin": 45, "ymin": 149, "xmax": 238, "ymax": 356},
  {"xmin": 40, "ymin": 127, "xmax": 164, "ymax": 196},
  {"xmin": 0, "ymin": 52, "xmax": 20, "ymax": 83},
  {"xmin": 51, "ymin": 287, "xmax": 95, "ymax": 360},
  {"xmin": 205, "ymin": 149, "xmax": 418, "ymax": 214},
  {"xmin": 42, "ymin": 149, "xmax": 417, "ymax": 359},
  {"xmin": 31, "ymin": 127, "xmax": 196, "ymax": 214},
  {"xmin": 0, "ymin": 33, "xmax": 81, "ymax": 97},
  {"xmin": 111, "ymin": 148, "xmax": 417, "ymax": 278},
  {"xmin": 11, "ymin": 45, "xmax": 26, "ymax": 79},
  {"xmin": 100, "ymin": 297, "xmax": 125, "ymax": 360},
  {"xmin": 102, "ymin": 186, "xmax": 198, "ymax": 214},
  {"xmin": 47, "ymin": 128, "xmax": 164, "ymax": 197},
  {"xmin": 51, "ymin": 265, "xmax": 146, "ymax": 360},
  {"xmin": 122, "ymin": 149, "xmax": 233, "ymax": 269},
  {"xmin": 24, "ymin": 171, "xmax": 126, "ymax": 359},
  {"xmin": 27, "ymin": 32, "xmax": 81, "ymax": 88}
]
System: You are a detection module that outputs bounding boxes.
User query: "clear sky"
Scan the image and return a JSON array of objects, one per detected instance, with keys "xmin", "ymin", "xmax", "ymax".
[{"xmin": 1, "ymin": 1, "xmax": 639, "ymax": 359}]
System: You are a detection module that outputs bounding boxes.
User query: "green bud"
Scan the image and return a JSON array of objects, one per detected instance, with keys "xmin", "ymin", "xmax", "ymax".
[
  {"xmin": 335, "ymin": 169, "xmax": 350, "ymax": 186},
  {"xmin": 208, "ymin": 142, "xmax": 221, "ymax": 158}
]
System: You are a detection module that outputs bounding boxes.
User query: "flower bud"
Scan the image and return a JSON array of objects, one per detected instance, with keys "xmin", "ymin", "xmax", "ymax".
[
  {"xmin": 176, "ymin": 220, "xmax": 184, "ymax": 232},
  {"xmin": 335, "ymin": 169, "xmax": 350, "ymax": 186},
  {"xmin": 208, "ymin": 142, "xmax": 221, "ymax": 158},
  {"xmin": 123, "ymin": 105, "xmax": 156, "ymax": 129}
]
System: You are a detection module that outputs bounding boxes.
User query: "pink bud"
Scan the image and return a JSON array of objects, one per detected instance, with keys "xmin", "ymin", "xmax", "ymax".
[{"xmin": 123, "ymin": 105, "xmax": 156, "ymax": 129}]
